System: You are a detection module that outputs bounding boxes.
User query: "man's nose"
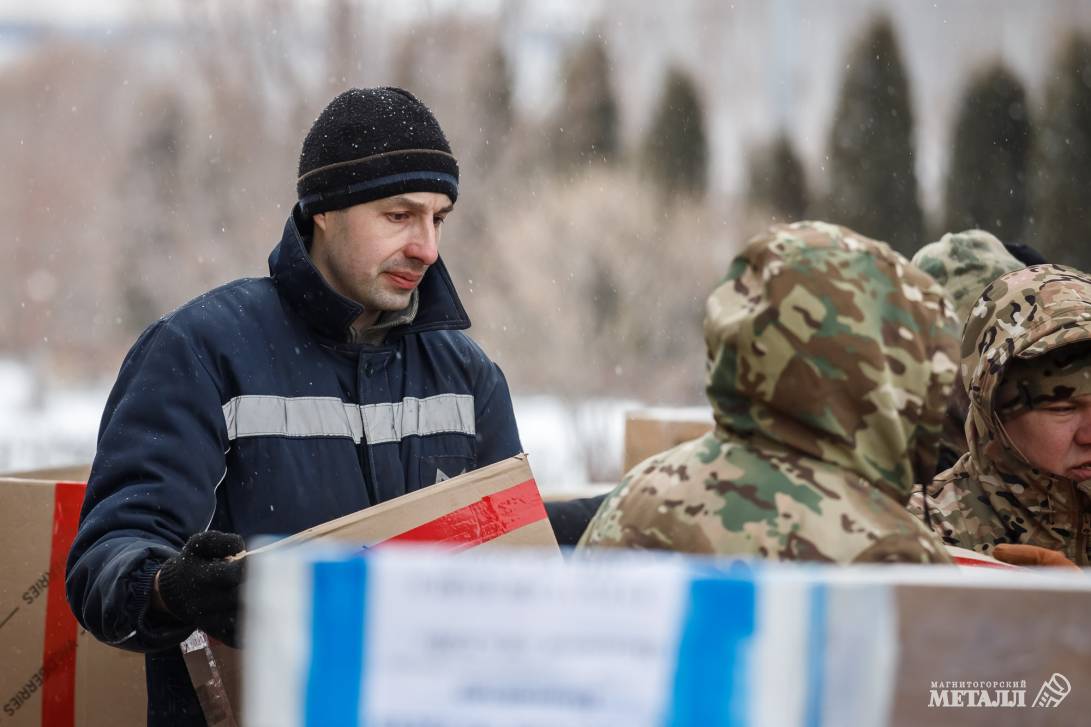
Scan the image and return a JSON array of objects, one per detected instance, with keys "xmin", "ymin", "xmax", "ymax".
[
  {"xmin": 1075, "ymin": 410, "xmax": 1091, "ymax": 446},
  {"xmin": 404, "ymin": 217, "xmax": 439, "ymax": 266}
]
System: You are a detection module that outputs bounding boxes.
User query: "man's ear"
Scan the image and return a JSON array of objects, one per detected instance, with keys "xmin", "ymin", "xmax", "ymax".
[{"xmin": 312, "ymin": 211, "xmax": 329, "ymax": 235}]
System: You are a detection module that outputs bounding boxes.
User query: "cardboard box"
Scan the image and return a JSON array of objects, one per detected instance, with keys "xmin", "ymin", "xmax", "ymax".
[
  {"xmin": 945, "ymin": 545, "xmax": 1020, "ymax": 570},
  {"xmin": 0, "ymin": 464, "xmax": 92, "ymax": 481},
  {"xmin": 241, "ymin": 549, "xmax": 1091, "ymax": 727},
  {"xmin": 892, "ymin": 583, "xmax": 1090, "ymax": 725},
  {"xmin": 540, "ymin": 484, "xmax": 615, "ymax": 503},
  {"xmin": 0, "ymin": 477, "xmax": 147, "ymax": 727},
  {"xmin": 257, "ymin": 453, "xmax": 556, "ymax": 553},
  {"xmin": 623, "ymin": 408, "xmax": 712, "ymax": 472},
  {"xmin": 184, "ymin": 453, "xmax": 557, "ymax": 726}
]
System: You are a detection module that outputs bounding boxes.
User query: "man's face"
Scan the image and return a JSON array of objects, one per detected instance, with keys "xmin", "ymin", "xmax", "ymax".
[
  {"xmin": 310, "ymin": 192, "xmax": 453, "ymax": 322},
  {"xmin": 1002, "ymin": 394, "xmax": 1091, "ymax": 481}
]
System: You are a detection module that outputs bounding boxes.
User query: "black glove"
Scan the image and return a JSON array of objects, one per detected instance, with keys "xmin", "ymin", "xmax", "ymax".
[{"xmin": 157, "ymin": 531, "xmax": 246, "ymax": 647}]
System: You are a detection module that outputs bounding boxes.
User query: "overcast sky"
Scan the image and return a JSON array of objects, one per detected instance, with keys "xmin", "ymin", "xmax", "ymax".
[
  {"xmin": 0, "ymin": 0, "xmax": 517, "ymax": 26},
  {"xmin": 0, "ymin": 0, "xmax": 166, "ymax": 24}
]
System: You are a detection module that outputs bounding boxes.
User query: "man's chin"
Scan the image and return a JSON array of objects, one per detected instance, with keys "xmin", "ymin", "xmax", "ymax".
[{"xmin": 368, "ymin": 290, "xmax": 414, "ymax": 314}]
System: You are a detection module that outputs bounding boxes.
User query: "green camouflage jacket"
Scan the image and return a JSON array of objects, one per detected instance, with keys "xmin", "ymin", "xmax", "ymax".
[
  {"xmin": 911, "ymin": 230, "xmax": 1024, "ymax": 472},
  {"xmin": 908, "ymin": 265, "xmax": 1091, "ymax": 565},
  {"xmin": 911, "ymin": 230, "xmax": 1023, "ymax": 325},
  {"xmin": 579, "ymin": 222, "xmax": 958, "ymax": 563}
]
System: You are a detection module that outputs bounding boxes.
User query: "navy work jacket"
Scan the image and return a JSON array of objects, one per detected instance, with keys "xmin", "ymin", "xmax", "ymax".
[{"xmin": 65, "ymin": 207, "xmax": 522, "ymax": 724}]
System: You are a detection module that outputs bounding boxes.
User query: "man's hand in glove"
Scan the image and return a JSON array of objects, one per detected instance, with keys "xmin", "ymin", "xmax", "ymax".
[
  {"xmin": 153, "ymin": 531, "xmax": 246, "ymax": 646},
  {"xmin": 993, "ymin": 543, "xmax": 1080, "ymax": 570}
]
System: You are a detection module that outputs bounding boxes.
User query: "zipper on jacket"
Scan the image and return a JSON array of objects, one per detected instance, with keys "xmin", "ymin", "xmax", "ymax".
[
  {"xmin": 358, "ymin": 434, "xmax": 378, "ymax": 507},
  {"xmin": 357, "ymin": 354, "xmax": 379, "ymax": 507}
]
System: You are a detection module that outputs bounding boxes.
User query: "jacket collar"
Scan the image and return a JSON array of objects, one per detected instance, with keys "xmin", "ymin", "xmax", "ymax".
[{"xmin": 268, "ymin": 204, "xmax": 471, "ymax": 342}]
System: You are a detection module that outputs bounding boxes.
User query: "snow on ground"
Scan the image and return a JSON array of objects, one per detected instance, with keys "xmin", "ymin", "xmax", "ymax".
[
  {"xmin": 510, "ymin": 394, "xmax": 641, "ymax": 489},
  {"xmin": 0, "ymin": 360, "xmax": 105, "ymax": 472},
  {"xmin": 0, "ymin": 359, "xmax": 699, "ymax": 490}
]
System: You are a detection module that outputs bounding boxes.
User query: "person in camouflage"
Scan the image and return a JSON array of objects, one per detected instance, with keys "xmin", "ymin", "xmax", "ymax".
[
  {"xmin": 578, "ymin": 221, "xmax": 959, "ymax": 563},
  {"xmin": 912, "ymin": 230, "xmax": 1024, "ymax": 325},
  {"xmin": 911, "ymin": 230, "xmax": 1024, "ymax": 474},
  {"xmin": 908, "ymin": 265, "xmax": 1091, "ymax": 566}
]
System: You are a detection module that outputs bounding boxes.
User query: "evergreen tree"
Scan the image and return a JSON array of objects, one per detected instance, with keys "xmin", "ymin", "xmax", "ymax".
[
  {"xmin": 390, "ymin": 30, "xmax": 421, "ymax": 93},
  {"xmin": 325, "ymin": 0, "xmax": 361, "ymax": 90},
  {"xmin": 944, "ymin": 64, "xmax": 1032, "ymax": 242},
  {"xmin": 552, "ymin": 33, "xmax": 619, "ymax": 168},
  {"xmin": 746, "ymin": 132, "xmax": 808, "ymax": 221},
  {"xmin": 119, "ymin": 91, "xmax": 185, "ymax": 333},
  {"xmin": 471, "ymin": 41, "xmax": 515, "ymax": 170},
  {"xmin": 1033, "ymin": 34, "xmax": 1091, "ymax": 270},
  {"xmin": 641, "ymin": 66, "xmax": 708, "ymax": 197},
  {"xmin": 823, "ymin": 17, "xmax": 923, "ymax": 256}
]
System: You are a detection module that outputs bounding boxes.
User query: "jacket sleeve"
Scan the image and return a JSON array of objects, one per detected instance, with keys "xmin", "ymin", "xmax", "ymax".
[
  {"xmin": 906, "ymin": 487, "xmax": 963, "ymax": 545},
  {"xmin": 851, "ymin": 532, "xmax": 954, "ymax": 564},
  {"xmin": 472, "ymin": 358, "xmax": 522, "ymax": 467},
  {"xmin": 545, "ymin": 494, "xmax": 609, "ymax": 547},
  {"xmin": 65, "ymin": 319, "xmax": 230, "ymax": 652}
]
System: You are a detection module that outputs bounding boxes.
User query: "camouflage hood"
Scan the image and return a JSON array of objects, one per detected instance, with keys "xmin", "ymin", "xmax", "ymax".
[
  {"xmin": 910, "ymin": 230, "xmax": 1024, "ymax": 472},
  {"xmin": 964, "ymin": 265, "xmax": 1091, "ymax": 493},
  {"xmin": 705, "ymin": 221, "xmax": 960, "ymax": 501},
  {"xmin": 911, "ymin": 265, "xmax": 1091, "ymax": 562},
  {"xmin": 911, "ymin": 230, "xmax": 1023, "ymax": 326},
  {"xmin": 579, "ymin": 222, "xmax": 957, "ymax": 563},
  {"xmin": 961, "ymin": 265, "xmax": 1091, "ymax": 485}
]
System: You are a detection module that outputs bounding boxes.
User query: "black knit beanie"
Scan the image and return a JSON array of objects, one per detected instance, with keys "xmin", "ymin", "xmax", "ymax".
[{"xmin": 296, "ymin": 87, "xmax": 458, "ymax": 216}]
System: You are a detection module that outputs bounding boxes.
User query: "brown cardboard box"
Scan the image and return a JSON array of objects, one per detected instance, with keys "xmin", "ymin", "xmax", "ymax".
[
  {"xmin": 540, "ymin": 484, "xmax": 615, "ymax": 503},
  {"xmin": 0, "ymin": 477, "xmax": 146, "ymax": 727},
  {"xmin": 184, "ymin": 453, "xmax": 557, "ymax": 726},
  {"xmin": 892, "ymin": 583, "xmax": 1091, "ymax": 725},
  {"xmin": 257, "ymin": 453, "xmax": 556, "ymax": 553},
  {"xmin": 0, "ymin": 464, "xmax": 92, "ymax": 481},
  {"xmin": 623, "ymin": 409, "xmax": 712, "ymax": 473}
]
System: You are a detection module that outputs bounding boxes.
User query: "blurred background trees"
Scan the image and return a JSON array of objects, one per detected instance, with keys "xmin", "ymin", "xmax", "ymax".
[
  {"xmin": 3, "ymin": 0, "xmax": 1091, "ymax": 405},
  {"xmin": 641, "ymin": 66, "xmax": 708, "ymax": 198},
  {"xmin": 1033, "ymin": 35, "xmax": 1091, "ymax": 272},
  {"xmin": 746, "ymin": 133, "xmax": 808, "ymax": 225},
  {"xmin": 821, "ymin": 16, "xmax": 923, "ymax": 257},
  {"xmin": 551, "ymin": 33, "xmax": 620, "ymax": 170},
  {"xmin": 944, "ymin": 64, "xmax": 1032, "ymax": 243}
]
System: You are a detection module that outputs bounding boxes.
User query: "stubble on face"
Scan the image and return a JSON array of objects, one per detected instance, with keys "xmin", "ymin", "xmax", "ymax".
[
  {"xmin": 309, "ymin": 193, "xmax": 449, "ymax": 328},
  {"xmin": 312, "ymin": 210, "xmax": 412, "ymax": 313}
]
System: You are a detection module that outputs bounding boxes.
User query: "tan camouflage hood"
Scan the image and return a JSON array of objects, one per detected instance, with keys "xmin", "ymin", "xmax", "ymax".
[
  {"xmin": 962, "ymin": 265, "xmax": 1091, "ymax": 481},
  {"xmin": 910, "ymin": 264, "xmax": 1091, "ymax": 562},
  {"xmin": 578, "ymin": 222, "xmax": 958, "ymax": 563},
  {"xmin": 705, "ymin": 221, "xmax": 959, "ymax": 500}
]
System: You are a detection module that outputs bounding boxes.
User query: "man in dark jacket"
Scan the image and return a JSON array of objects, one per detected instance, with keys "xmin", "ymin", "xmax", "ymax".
[{"xmin": 65, "ymin": 87, "xmax": 589, "ymax": 725}]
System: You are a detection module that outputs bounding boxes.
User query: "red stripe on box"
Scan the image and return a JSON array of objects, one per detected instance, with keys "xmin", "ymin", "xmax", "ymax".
[
  {"xmin": 380, "ymin": 479, "xmax": 546, "ymax": 550},
  {"xmin": 952, "ymin": 556, "xmax": 1018, "ymax": 570},
  {"xmin": 42, "ymin": 482, "xmax": 85, "ymax": 727}
]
